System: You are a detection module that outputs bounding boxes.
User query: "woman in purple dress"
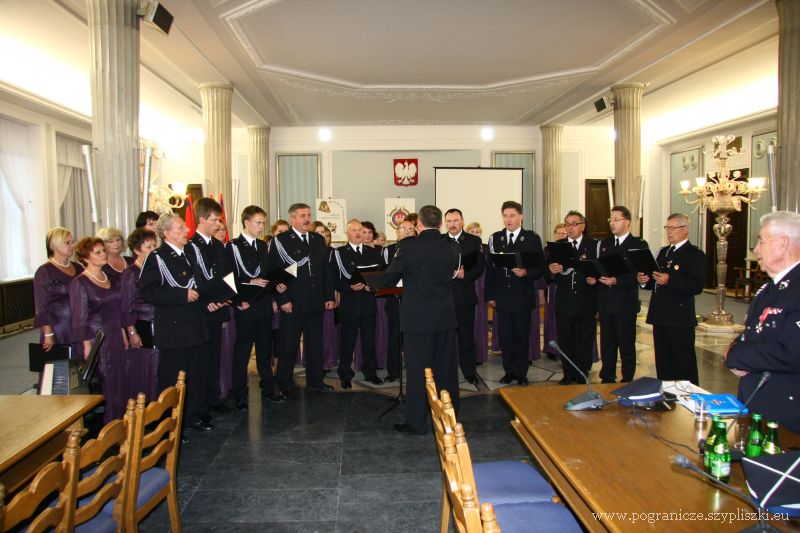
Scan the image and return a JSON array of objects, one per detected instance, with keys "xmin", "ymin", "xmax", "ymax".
[
  {"xmin": 98, "ymin": 227, "xmax": 133, "ymax": 285},
  {"xmin": 313, "ymin": 222, "xmax": 340, "ymax": 371},
  {"xmin": 466, "ymin": 222, "xmax": 489, "ymax": 364},
  {"xmin": 214, "ymin": 222, "xmax": 235, "ymax": 400},
  {"xmin": 34, "ymin": 227, "xmax": 84, "ymax": 359},
  {"xmin": 70, "ymin": 237, "xmax": 127, "ymax": 421},
  {"xmin": 360, "ymin": 221, "xmax": 387, "ymax": 370},
  {"xmin": 543, "ymin": 224, "xmax": 567, "ymax": 359},
  {"xmin": 120, "ymin": 229, "xmax": 159, "ymax": 404}
]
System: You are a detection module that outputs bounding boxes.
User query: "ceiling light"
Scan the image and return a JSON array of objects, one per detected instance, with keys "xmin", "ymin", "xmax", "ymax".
[
  {"xmin": 318, "ymin": 128, "xmax": 332, "ymax": 142},
  {"xmin": 480, "ymin": 127, "xmax": 494, "ymax": 141}
]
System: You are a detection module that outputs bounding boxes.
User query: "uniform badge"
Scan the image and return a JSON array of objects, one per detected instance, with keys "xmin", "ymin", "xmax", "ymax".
[
  {"xmin": 779, "ymin": 279, "xmax": 790, "ymax": 290},
  {"xmin": 674, "ymin": 265, "xmax": 680, "ymax": 271},
  {"xmin": 519, "ymin": 235, "xmax": 525, "ymax": 242},
  {"xmin": 181, "ymin": 271, "xmax": 187, "ymax": 276},
  {"xmin": 756, "ymin": 307, "xmax": 783, "ymax": 334}
]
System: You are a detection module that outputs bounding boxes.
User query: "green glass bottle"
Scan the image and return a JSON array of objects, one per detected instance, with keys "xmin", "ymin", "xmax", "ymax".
[
  {"xmin": 762, "ymin": 421, "xmax": 782, "ymax": 455},
  {"xmin": 745, "ymin": 414, "xmax": 764, "ymax": 458},
  {"xmin": 704, "ymin": 415, "xmax": 722, "ymax": 472},
  {"xmin": 709, "ymin": 420, "xmax": 732, "ymax": 483}
]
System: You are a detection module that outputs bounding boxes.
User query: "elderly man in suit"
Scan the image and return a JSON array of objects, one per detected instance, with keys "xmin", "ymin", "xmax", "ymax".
[
  {"xmin": 385, "ymin": 205, "xmax": 460, "ymax": 435},
  {"xmin": 726, "ymin": 210, "xmax": 800, "ymax": 433},
  {"xmin": 637, "ymin": 213, "xmax": 706, "ymax": 385}
]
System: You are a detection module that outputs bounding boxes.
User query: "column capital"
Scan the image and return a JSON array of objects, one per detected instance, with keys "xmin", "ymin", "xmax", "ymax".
[
  {"xmin": 198, "ymin": 82, "xmax": 234, "ymax": 92},
  {"xmin": 247, "ymin": 125, "xmax": 272, "ymax": 134},
  {"xmin": 610, "ymin": 82, "xmax": 646, "ymax": 92}
]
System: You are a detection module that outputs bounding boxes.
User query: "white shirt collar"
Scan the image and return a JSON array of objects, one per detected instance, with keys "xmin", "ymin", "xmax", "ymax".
[
  {"xmin": 196, "ymin": 231, "xmax": 211, "ymax": 245},
  {"xmin": 349, "ymin": 242, "xmax": 361, "ymax": 252},
  {"xmin": 615, "ymin": 232, "xmax": 629, "ymax": 245},
  {"xmin": 507, "ymin": 228, "xmax": 519, "ymax": 240},
  {"xmin": 242, "ymin": 233, "xmax": 256, "ymax": 246},
  {"xmin": 449, "ymin": 231, "xmax": 463, "ymax": 241},
  {"xmin": 292, "ymin": 227, "xmax": 307, "ymax": 240},
  {"xmin": 570, "ymin": 235, "xmax": 583, "ymax": 247},
  {"xmin": 772, "ymin": 260, "xmax": 800, "ymax": 284},
  {"xmin": 165, "ymin": 241, "xmax": 184, "ymax": 256},
  {"xmin": 671, "ymin": 238, "xmax": 688, "ymax": 251}
]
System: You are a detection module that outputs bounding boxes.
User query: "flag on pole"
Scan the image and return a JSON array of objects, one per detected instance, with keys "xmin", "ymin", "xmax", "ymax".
[
  {"xmin": 219, "ymin": 193, "xmax": 230, "ymax": 243},
  {"xmin": 184, "ymin": 195, "xmax": 196, "ymax": 238}
]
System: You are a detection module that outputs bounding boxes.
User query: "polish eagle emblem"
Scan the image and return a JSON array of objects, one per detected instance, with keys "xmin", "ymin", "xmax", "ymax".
[{"xmin": 394, "ymin": 159, "xmax": 418, "ymax": 187}]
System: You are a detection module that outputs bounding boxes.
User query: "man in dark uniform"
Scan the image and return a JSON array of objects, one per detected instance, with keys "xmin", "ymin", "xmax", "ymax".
[
  {"xmin": 334, "ymin": 219, "xmax": 385, "ymax": 388},
  {"xmin": 139, "ymin": 213, "xmax": 212, "ymax": 431},
  {"xmin": 443, "ymin": 208, "xmax": 485, "ymax": 384},
  {"xmin": 269, "ymin": 202, "xmax": 336, "ymax": 393},
  {"xmin": 726, "ymin": 210, "xmax": 800, "ymax": 433},
  {"xmin": 385, "ymin": 205, "xmax": 459, "ymax": 435},
  {"xmin": 485, "ymin": 201, "xmax": 544, "ymax": 386},
  {"xmin": 547, "ymin": 210, "xmax": 598, "ymax": 385},
  {"xmin": 227, "ymin": 205, "xmax": 284, "ymax": 408},
  {"xmin": 189, "ymin": 197, "xmax": 233, "ymax": 417},
  {"xmin": 589, "ymin": 205, "xmax": 647, "ymax": 383},
  {"xmin": 637, "ymin": 213, "xmax": 706, "ymax": 385},
  {"xmin": 382, "ymin": 218, "xmax": 415, "ymax": 382}
]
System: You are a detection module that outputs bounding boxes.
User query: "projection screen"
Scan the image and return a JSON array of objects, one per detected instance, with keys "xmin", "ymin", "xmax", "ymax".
[{"xmin": 434, "ymin": 167, "xmax": 523, "ymax": 242}]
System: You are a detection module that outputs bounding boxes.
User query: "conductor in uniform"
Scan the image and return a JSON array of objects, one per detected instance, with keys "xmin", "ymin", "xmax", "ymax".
[
  {"xmin": 385, "ymin": 205, "xmax": 459, "ymax": 435},
  {"xmin": 637, "ymin": 213, "xmax": 706, "ymax": 385},
  {"xmin": 269, "ymin": 202, "xmax": 336, "ymax": 393},
  {"xmin": 485, "ymin": 201, "xmax": 544, "ymax": 386},
  {"xmin": 726, "ymin": 211, "xmax": 800, "ymax": 433}
]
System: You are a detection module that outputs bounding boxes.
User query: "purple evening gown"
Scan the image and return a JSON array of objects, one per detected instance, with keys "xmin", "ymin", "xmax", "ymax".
[
  {"xmin": 33, "ymin": 261, "xmax": 84, "ymax": 358},
  {"xmin": 70, "ymin": 274, "xmax": 126, "ymax": 422},
  {"xmin": 322, "ymin": 308, "xmax": 339, "ymax": 370},
  {"xmin": 219, "ymin": 307, "xmax": 235, "ymax": 399},
  {"xmin": 119, "ymin": 264, "xmax": 159, "ymax": 403},
  {"xmin": 375, "ymin": 298, "xmax": 388, "ymax": 368},
  {"xmin": 102, "ymin": 256, "xmax": 134, "ymax": 286}
]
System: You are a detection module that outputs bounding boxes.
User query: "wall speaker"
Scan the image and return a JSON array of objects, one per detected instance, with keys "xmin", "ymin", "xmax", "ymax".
[
  {"xmin": 141, "ymin": 1, "xmax": 173, "ymax": 35},
  {"xmin": 594, "ymin": 96, "xmax": 612, "ymax": 113}
]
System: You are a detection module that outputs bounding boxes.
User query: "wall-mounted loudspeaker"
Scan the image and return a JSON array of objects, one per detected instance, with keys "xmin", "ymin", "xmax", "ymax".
[
  {"xmin": 140, "ymin": 1, "xmax": 173, "ymax": 35},
  {"xmin": 594, "ymin": 96, "xmax": 612, "ymax": 113}
]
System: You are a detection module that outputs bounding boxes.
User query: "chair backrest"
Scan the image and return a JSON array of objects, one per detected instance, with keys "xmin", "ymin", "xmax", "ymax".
[
  {"xmin": 125, "ymin": 371, "xmax": 186, "ymax": 517},
  {"xmin": 2, "ymin": 430, "xmax": 80, "ymax": 533},
  {"xmin": 73, "ymin": 397, "xmax": 137, "ymax": 528},
  {"xmin": 440, "ymin": 432, "xmax": 485, "ymax": 533}
]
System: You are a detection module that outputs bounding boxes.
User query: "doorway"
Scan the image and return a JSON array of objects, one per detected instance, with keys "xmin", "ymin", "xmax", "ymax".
[{"xmin": 584, "ymin": 179, "xmax": 614, "ymax": 240}]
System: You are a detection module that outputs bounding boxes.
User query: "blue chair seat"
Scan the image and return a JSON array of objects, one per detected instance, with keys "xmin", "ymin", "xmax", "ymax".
[
  {"xmin": 474, "ymin": 461, "xmax": 556, "ymax": 505},
  {"xmin": 492, "ymin": 502, "xmax": 582, "ymax": 533}
]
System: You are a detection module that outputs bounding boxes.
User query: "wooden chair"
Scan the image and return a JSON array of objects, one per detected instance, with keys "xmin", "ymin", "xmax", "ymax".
[
  {"xmin": 71, "ymin": 397, "xmax": 138, "ymax": 532},
  {"xmin": 124, "ymin": 371, "xmax": 186, "ymax": 533},
  {"xmin": 1, "ymin": 430, "xmax": 81, "ymax": 533}
]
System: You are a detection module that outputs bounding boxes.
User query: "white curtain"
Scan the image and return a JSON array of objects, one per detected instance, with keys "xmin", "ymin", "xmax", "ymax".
[
  {"xmin": 55, "ymin": 134, "xmax": 93, "ymax": 240},
  {"xmin": 0, "ymin": 115, "xmax": 34, "ymax": 279}
]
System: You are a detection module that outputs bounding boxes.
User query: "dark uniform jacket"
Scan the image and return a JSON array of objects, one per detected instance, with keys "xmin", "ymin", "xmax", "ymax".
[
  {"xmin": 138, "ymin": 242, "xmax": 207, "ymax": 348},
  {"xmin": 268, "ymin": 229, "xmax": 334, "ymax": 313},
  {"xmin": 546, "ymin": 236, "xmax": 598, "ymax": 317},
  {"xmin": 484, "ymin": 229, "xmax": 544, "ymax": 312},
  {"xmin": 727, "ymin": 262, "xmax": 800, "ymax": 433},
  {"xmin": 444, "ymin": 232, "xmax": 485, "ymax": 307},
  {"xmin": 189, "ymin": 232, "xmax": 231, "ymax": 323},
  {"xmin": 384, "ymin": 229, "xmax": 459, "ymax": 333},
  {"xmin": 642, "ymin": 242, "xmax": 706, "ymax": 327},
  {"xmin": 226, "ymin": 234, "xmax": 274, "ymax": 320},
  {"xmin": 597, "ymin": 234, "xmax": 648, "ymax": 315},
  {"xmin": 333, "ymin": 243, "xmax": 385, "ymax": 316}
]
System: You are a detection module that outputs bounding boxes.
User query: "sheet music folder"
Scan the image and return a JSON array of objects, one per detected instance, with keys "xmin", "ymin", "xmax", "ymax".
[
  {"xmin": 490, "ymin": 250, "xmax": 544, "ymax": 269},
  {"xmin": 626, "ymin": 248, "xmax": 662, "ymax": 273}
]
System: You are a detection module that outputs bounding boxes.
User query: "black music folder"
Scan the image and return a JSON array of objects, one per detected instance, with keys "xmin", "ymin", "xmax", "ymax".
[
  {"xmin": 201, "ymin": 272, "xmax": 238, "ymax": 302},
  {"xmin": 134, "ymin": 319, "xmax": 155, "ymax": 349},
  {"xmin": 573, "ymin": 259, "xmax": 604, "ymax": 279},
  {"xmin": 490, "ymin": 250, "xmax": 544, "ymax": 269},
  {"xmin": 29, "ymin": 343, "xmax": 71, "ymax": 372},
  {"xmin": 546, "ymin": 241, "xmax": 575, "ymax": 268},
  {"xmin": 626, "ymin": 248, "xmax": 661, "ymax": 273},
  {"xmin": 350, "ymin": 264, "xmax": 383, "ymax": 286},
  {"xmin": 459, "ymin": 250, "xmax": 480, "ymax": 271}
]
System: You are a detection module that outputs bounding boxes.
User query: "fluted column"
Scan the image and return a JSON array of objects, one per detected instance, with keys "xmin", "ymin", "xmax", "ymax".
[
  {"xmin": 611, "ymin": 82, "xmax": 645, "ymax": 235},
  {"xmin": 87, "ymin": 0, "xmax": 139, "ymax": 235},
  {"xmin": 248, "ymin": 126, "xmax": 271, "ymax": 219},
  {"xmin": 776, "ymin": 0, "xmax": 800, "ymax": 212},
  {"xmin": 199, "ymin": 83, "xmax": 233, "ymax": 207},
  {"xmin": 541, "ymin": 124, "xmax": 563, "ymax": 235}
]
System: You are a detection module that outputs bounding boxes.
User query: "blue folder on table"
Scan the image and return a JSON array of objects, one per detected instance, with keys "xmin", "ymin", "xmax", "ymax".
[{"xmin": 690, "ymin": 393, "xmax": 748, "ymax": 415}]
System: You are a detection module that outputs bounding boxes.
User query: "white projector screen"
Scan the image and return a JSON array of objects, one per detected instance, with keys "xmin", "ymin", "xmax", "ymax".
[{"xmin": 434, "ymin": 167, "xmax": 523, "ymax": 242}]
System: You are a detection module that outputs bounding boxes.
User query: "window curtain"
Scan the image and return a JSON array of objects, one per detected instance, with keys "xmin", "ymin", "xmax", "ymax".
[
  {"xmin": 277, "ymin": 154, "xmax": 319, "ymax": 218},
  {"xmin": 56, "ymin": 134, "xmax": 93, "ymax": 241},
  {"xmin": 494, "ymin": 152, "xmax": 535, "ymax": 231},
  {"xmin": 0, "ymin": 115, "xmax": 34, "ymax": 279}
]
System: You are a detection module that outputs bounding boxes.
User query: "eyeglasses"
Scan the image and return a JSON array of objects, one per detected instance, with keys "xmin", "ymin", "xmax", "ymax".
[
  {"xmin": 663, "ymin": 225, "xmax": 687, "ymax": 231},
  {"xmin": 607, "ymin": 218, "xmax": 626, "ymax": 223},
  {"xmin": 564, "ymin": 222, "xmax": 584, "ymax": 227},
  {"xmin": 399, "ymin": 227, "xmax": 415, "ymax": 233}
]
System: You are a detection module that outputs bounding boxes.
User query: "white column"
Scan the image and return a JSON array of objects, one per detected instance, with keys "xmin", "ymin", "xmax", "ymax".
[
  {"xmin": 541, "ymin": 124, "xmax": 563, "ymax": 236},
  {"xmin": 87, "ymin": 0, "xmax": 140, "ymax": 235},
  {"xmin": 199, "ymin": 83, "xmax": 233, "ymax": 208},
  {"xmin": 776, "ymin": 0, "xmax": 800, "ymax": 212},
  {"xmin": 611, "ymin": 82, "xmax": 645, "ymax": 235},
  {"xmin": 248, "ymin": 126, "xmax": 271, "ymax": 219}
]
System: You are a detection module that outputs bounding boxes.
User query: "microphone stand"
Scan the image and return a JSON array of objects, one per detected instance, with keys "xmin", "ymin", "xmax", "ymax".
[
  {"xmin": 548, "ymin": 340, "xmax": 604, "ymax": 411},
  {"xmin": 377, "ymin": 294, "xmax": 405, "ymax": 421}
]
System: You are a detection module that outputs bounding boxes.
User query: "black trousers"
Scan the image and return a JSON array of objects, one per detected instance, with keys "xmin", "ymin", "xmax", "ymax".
[
  {"xmin": 497, "ymin": 310, "xmax": 531, "ymax": 379},
  {"xmin": 203, "ymin": 320, "xmax": 223, "ymax": 410},
  {"xmin": 157, "ymin": 344, "xmax": 205, "ymax": 424},
  {"xmin": 653, "ymin": 325, "xmax": 698, "ymax": 385},
  {"xmin": 277, "ymin": 309, "xmax": 324, "ymax": 389},
  {"xmin": 556, "ymin": 313, "xmax": 596, "ymax": 381},
  {"xmin": 232, "ymin": 314, "xmax": 274, "ymax": 399},
  {"xmin": 599, "ymin": 312, "xmax": 638, "ymax": 382},
  {"xmin": 455, "ymin": 304, "xmax": 477, "ymax": 379},
  {"xmin": 339, "ymin": 313, "xmax": 378, "ymax": 380},
  {"xmin": 384, "ymin": 297, "xmax": 402, "ymax": 377},
  {"xmin": 403, "ymin": 330, "xmax": 459, "ymax": 435}
]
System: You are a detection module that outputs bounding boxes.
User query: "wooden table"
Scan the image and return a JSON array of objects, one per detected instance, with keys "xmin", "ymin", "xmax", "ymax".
[
  {"xmin": 0, "ymin": 395, "xmax": 103, "ymax": 493},
  {"xmin": 500, "ymin": 385, "xmax": 799, "ymax": 532}
]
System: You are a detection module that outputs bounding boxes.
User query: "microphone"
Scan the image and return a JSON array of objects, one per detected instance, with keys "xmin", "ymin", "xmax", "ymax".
[
  {"xmin": 726, "ymin": 371, "xmax": 771, "ymax": 434},
  {"xmin": 548, "ymin": 340, "xmax": 604, "ymax": 411},
  {"xmin": 674, "ymin": 454, "xmax": 780, "ymax": 533}
]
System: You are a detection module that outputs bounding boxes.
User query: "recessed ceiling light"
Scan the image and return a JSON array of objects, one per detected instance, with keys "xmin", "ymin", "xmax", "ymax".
[
  {"xmin": 480, "ymin": 127, "xmax": 494, "ymax": 141},
  {"xmin": 318, "ymin": 128, "xmax": 332, "ymax": 142}
]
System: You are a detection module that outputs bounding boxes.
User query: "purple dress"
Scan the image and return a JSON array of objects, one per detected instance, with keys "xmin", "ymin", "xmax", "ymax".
[
  {"xmin": 119, "ymin": 264, "xmax": 159, "ymax": 403},
  {"xmin": 543, "ymin": 282, "xmax": 558, "ymax": 354},
  {"xmin": 474, "ymin": 245, "xmax": 489, "ymax": 364},
  {"xmin": 70, "ymin": 275, "xmax": 125, "ymax": 421},
  {"xmin": 102, "ymin": 256, "xmax": 134, "ymax": 286},
  {"xmin": 322, "ymin": 308, "xmax": 339, "ymax": 370},
  {"xmin": 219, "ymin": 307, "xmax": 235, "ymax": 398},
  {"xmin": 33, "ymin": 261, "xmax": 84, "ymax": 358}
]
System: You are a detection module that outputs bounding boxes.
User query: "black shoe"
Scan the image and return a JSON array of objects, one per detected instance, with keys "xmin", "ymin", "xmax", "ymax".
[
  {"xmin": 384, "ymin": 375, "xmax": 399, "ymax": 383},
  {"xmin": 308, "ymin": 383, "xmax": 334, "ymax": 392},
  {"xmin": 236, "ymin": 399, "xmax": 249, "ymax": 411},
  {"xmin": 464, "ymin": 375, "xmax": 478, "ymax": 385},
  {"xmin": 262, "ymin": 392, "xmax": 285, "ymax": 403},
  {"xmin": 211, "ymin": 403, "xmax": 232, "ymax": 414},
  {"xmin": 199, "ymin": 413, "xmax": 213, "ymax": 424},
  {"xmin": 393, "ymin": 423, "xmax": 426, "ymax": 435},
  {"xmin": 499, "ymin": 374, "xmax": 513, "ymax": 384},
  {"xmin": 517, "ymin": 376, "xmax": 529, "ymax": 386},
  {"xmin": 368, "ymin": 376, "xmax": 384, "ymax": 385},
  {"xmin": 341, "ymin": 379, "xmax": 352, "ymax": 389},
  {"xmin": 558, "ymin": 376, "xmax": 574, "ymax": 385},
  {"xmin": 189, "ymin": 419, "xmax": 214, "ymax": 432},
  {"xmin": 600, "ymin": 379, "xmax": 616, "ymax": 384}
]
